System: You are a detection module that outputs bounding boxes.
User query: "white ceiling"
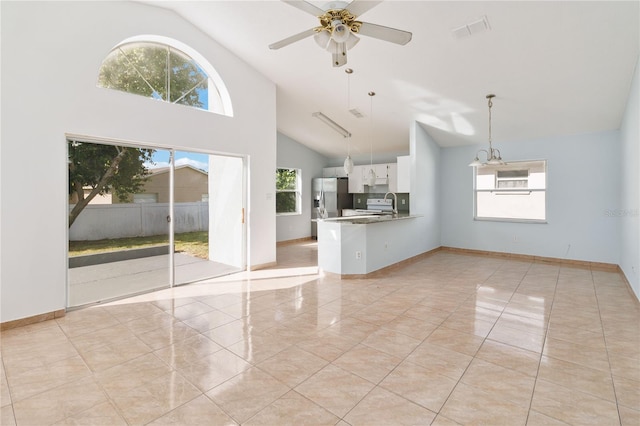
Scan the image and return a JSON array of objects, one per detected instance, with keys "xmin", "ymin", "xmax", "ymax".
[{"xmin": 147, "ymin": 1, "xmax": 639, "ymax": 159}]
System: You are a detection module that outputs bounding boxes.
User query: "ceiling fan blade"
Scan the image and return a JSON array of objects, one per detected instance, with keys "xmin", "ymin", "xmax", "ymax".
[
  {"xmin": 282, "ymin": 0, "xmax": 325, "ymax": 17},
  {"xmin": 357, "ymin": 21, "xmax": 412, "ymax": 45},
  {"xmin": 269, "ymin": 28, "xmax": 317, "ymax": 50},
  {"xmin": 345, "ymin": 1, "xmax": 383, "ymax": 17}
]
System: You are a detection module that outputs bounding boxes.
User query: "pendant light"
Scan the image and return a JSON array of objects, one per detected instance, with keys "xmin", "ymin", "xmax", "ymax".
[
  {"xmin": 367, "ymin": 91, "xmax": 377, "ymax": 187},
  {"xmin": 343, "ymin": 68, "xmax": 354, "ymax": 175},
  {"xmin": 469, "ymin": 94, "xmax": 506, "ymax": 167}
]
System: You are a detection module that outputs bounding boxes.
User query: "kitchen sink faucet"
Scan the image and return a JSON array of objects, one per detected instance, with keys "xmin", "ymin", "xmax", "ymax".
[{"xmin": 384, "ymin": 192, "xmax": 398, "ymax": 215}]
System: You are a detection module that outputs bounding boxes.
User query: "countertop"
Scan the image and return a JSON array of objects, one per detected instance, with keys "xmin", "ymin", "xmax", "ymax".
[{"xmin": 320, "ymin": 213, "xmax": 420, "ymax": 224}]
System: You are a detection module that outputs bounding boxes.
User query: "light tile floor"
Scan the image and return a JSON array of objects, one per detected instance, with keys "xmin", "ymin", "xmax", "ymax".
[{"xmin": 1, "ymin": 241, "xmax": 639, "ymax": 425}]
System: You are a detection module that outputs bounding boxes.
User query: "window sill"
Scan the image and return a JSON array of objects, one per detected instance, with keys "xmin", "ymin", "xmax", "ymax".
[{"xmin": 474, "ymin": 217, "xmax": 547, "ymax": 224}]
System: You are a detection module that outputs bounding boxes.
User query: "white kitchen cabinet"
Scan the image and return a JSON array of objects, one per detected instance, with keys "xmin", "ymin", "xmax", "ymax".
[
  {"xmin": 396, "ymin": 155, "xmax": 410, "ymax": 193},
  {"xmin": 387, "ymin": 163, "xmax": 398, "ymax": 192},
  {"xmin": 375, "ymin": 164, "xmax": 389, "ymax": 180},
  {"xmin": 361, "ymin": 163, "xmax": 386, "ymax": 185},
  {"xmin": 348, "ymin": 165, "xmax": 365, "ymax": 193},
  {"xmin": 322, "ymin": 166, "xmax": 348, "ymax": 178}
]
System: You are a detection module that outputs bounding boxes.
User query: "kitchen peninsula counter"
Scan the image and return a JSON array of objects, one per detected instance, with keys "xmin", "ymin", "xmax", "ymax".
[
  {"xmin": 321, "ymin": 213, "xmax": 418, "ymax": 224},
  {"xmin": 317, "ymin": 214, "xmax": 422, "ymax": 276}
]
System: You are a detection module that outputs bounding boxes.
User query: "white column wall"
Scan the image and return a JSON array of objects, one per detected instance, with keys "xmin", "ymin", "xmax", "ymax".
[
  {"xmin": 0, "ymin": 2, "xmax": 276, "ymax": 322},
  {"xmin": 408, "ymin": 122, "xmax": 442, "ymax": 253},
  {"xmin": 620, "ymin": 56, "xmax": 640, "ymax": 300}
]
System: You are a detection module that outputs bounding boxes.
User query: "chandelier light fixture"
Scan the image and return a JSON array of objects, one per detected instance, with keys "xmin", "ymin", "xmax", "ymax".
[
  {"xmin": 367, "ymin": 91, "xmax": 377, "ymax": 187},
  {"xmin": 469, "ymin": 94, "xmax": 506, "ymax": 167},
  {"xmin": 343, "ymin": 68, "xmax": 355, "ymax": 175}
]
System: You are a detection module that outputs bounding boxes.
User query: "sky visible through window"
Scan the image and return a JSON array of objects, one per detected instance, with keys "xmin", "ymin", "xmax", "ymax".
[{"xmin": 148, "ymin": 151, "xmax": 209, "ymax": 172}]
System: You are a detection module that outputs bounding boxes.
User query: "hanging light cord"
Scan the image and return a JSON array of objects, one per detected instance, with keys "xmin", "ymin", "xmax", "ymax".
[
  {"xmin": 469, "ymin": 93, "xmax": 503, "ymax": 166},
  {"xmin": 369, "ymin": 91, "xmax": 375, "ymax": 166},
  {"xmin": 487, "ymin": 95, "xmax": 493, "ymax": 152},
  {"xmin": 346, "ymin": 69, "xmax": 352, "ymax": 156}
]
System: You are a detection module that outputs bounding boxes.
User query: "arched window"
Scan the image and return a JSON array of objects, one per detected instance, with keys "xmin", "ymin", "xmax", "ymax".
[{"xmin": 98, "ymin": 36, "xmax": 232, "ymax": 116}]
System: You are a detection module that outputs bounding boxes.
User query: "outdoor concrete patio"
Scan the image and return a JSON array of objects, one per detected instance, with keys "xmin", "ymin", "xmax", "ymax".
[{"xmin": 68, "ymin": 253, "xmax": 241, "ymax": 307}]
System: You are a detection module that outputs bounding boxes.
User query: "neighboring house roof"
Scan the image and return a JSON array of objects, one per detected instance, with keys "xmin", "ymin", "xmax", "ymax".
[{"xmin": 148, "ymin": 164, "xmax": 208, "ymax": 176}]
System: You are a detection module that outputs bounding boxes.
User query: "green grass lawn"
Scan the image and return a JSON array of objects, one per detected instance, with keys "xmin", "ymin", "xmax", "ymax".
[{"xmin": 69, "ymin": 231, "xmax": 208, "ymax": 259}]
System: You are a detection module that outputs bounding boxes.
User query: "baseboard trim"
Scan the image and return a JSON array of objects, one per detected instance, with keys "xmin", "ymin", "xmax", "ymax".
[
  {"xmin": 323, "ymin": 245, "xmax": 622, "ymax": 279},
  {"xmin": 440, "ymin": 246, "xmax": 619, "ymax": 271},
  {"xmin": 1, "ymin": 309, "xmax": 66, "ymax": 331},
  {"xmin": 324, "ymin": 246, "xmax": 443, "ymax": 279},
  {"xmin": 618, "ymin": 266, "xmax": 640, "ymax": 302},
  {"xmin": 249, "ymin": 261, "xmax": 278, "ymax": 271},
  {"xmin": 277, "ymin": 237, "xmax": 314, "ymax": 246}
]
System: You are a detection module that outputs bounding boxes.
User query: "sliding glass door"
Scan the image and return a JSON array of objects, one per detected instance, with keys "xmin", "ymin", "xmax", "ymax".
[
  {"xmin": 172, "ymin": 151, "xmax": 244, "ymax": 285},
  {"xmin": 67, "ymin": 141, "xmax": 172, "ymax": 306},
  {"xmin": 67, "ymin": 140, "xmax": 245, "ymax": 308}
]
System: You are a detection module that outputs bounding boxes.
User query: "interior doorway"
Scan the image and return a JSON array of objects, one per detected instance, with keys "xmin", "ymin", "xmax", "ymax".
[{"xmin": 66, "ymin": 138, "xmax": 246, "ymax": 308}]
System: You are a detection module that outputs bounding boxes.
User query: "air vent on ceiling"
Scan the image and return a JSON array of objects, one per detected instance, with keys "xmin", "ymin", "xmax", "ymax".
[
  {"xmin": 452, "ymin": 15, "xmax": 491, "ymax": 40},
  {"xmin": 349, "ymin": 108, "xmax": 364, "ymax": 118}
]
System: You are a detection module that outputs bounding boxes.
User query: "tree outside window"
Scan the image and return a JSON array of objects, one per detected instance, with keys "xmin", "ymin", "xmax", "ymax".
[
  {"xmin": 98, "ymin": 42, "xmax": 210, "ymax": 111},
  {"xmin": 276, "ymin": 168, "xmax": 301, "ymax": 214}
]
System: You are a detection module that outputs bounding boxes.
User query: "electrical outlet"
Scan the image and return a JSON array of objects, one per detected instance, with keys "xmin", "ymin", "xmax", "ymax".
[
  {"xmin": 401, "ymin": 199, "xmax": 406, "ymax": 205},
  {"xmin": 355, "ymin": 251, "xmax": 362, "ymax": 259}
]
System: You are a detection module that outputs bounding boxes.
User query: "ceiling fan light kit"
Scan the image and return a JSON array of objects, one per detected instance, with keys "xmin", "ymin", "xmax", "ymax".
[
  {"xmin": 469, "ymin": 94, "xmax": 506, "ymax": 167},
  {"xmin": 269, "ymin": 0, "xmax": 412, "ymax": 67},
  {"xmin": 313, "ymin": 30, "xmax": 331, "ymax": 49}
]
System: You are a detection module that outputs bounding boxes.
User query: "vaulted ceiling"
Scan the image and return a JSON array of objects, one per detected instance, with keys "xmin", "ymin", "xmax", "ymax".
[{"xmin": 147, "ymin": 1, "xmax": 639, "ymax": 159}]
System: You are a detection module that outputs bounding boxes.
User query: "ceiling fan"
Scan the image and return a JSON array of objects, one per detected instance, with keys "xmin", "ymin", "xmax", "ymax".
[{"xmin": 269, "ymin": 0, "xmax": 412, "ymax": 67}]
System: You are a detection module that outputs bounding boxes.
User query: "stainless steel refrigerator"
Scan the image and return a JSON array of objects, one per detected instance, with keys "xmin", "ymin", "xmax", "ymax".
[{"xmin": 311, "ymin": 177, "xmax": 352, "ymax": 239}]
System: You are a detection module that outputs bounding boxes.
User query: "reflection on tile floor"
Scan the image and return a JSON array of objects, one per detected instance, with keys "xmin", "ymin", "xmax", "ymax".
[{"xmin": 2, "ymin": 241, "xmax": 639, "ymax": 425}]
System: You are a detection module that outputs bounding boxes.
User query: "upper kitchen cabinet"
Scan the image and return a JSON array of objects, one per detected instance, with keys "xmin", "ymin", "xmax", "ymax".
[
  {"xmin": 362, "ymin": 164, "xmax": 389, "ymax": 186},
  {"xmin": 323, "ymin": 166, "xmax": 348, "ymax": 178},
  {"xmin": 396, "ymin": 156, "xmax": 410, "ymax": 193},
  {"xmin": 348, "ymin": 165, "xmax": 365, "ymax": 193},
  {"xmin": 388, "ymin": 163, "xmax": 398, "ymax": 193}
]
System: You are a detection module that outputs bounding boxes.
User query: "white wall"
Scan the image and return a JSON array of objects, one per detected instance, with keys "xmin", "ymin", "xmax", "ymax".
[
  {"xmin": 440, "ymin": 130, "xmax": 621, "ymax": 264},
  {"xmin": 408, "ymin": 122, "xmax": 442, "ymax": 253},
  {"xmin": 0, "ymin": 2, "xmax": 276, "ymax": 322},
  {"xmin": 276, "ymin": 132, "xmax": 328, "ymax": 242},
  {"xmin": 619, "ymin": 57, "xmax": 640, "ymax": 299}
]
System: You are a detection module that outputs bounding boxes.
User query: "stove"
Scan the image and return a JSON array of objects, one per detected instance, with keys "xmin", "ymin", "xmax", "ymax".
[{"xmin": 365, "ymin": 198, "xmax": 394, "ymax": 213}]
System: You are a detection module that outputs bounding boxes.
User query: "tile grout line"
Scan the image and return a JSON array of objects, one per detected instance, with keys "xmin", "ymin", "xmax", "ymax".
[
  {"xmin": 591, "ymin": 269, "xmax": 624, "ymax": 425},
  {"xmin": 522, "ymin": 262, "xmax": 560, "ymax": 425}
]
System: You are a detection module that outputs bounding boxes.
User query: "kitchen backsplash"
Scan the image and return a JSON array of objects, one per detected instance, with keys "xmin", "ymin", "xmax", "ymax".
[{"xmin": 352, "ymin": 193, "xmax": 410, "ymax": 213}]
